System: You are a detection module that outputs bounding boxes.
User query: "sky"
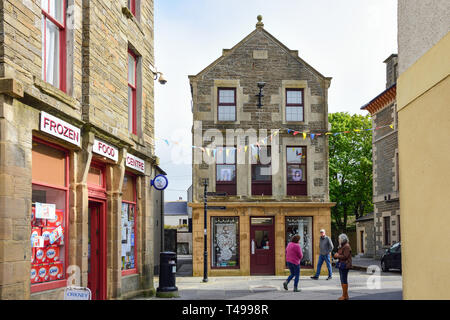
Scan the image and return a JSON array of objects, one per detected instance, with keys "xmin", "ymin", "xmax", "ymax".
[{"xmin": 153, "ymin": 0, "xmax": 398, "ymax": 201}]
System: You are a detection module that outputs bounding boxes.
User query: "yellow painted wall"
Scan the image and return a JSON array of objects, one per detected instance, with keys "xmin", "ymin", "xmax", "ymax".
[{"xmin": 397, "ymin": 32, "xmax": 450, "ymax": 300}]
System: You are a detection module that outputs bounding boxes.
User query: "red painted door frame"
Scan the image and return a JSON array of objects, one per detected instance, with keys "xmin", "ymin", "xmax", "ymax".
[
  {"xmin": 250, "ymin": 218, "xmax": 275, "ymax": 275},
  {"xmin": 87, "ymin": 162, "xmax": 107, "ymax": 300}
]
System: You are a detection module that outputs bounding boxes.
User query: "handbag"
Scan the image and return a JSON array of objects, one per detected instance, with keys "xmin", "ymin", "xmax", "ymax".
[{"xmin": 336, "ymin": 261, "xmax": 347, "ymax": 270}]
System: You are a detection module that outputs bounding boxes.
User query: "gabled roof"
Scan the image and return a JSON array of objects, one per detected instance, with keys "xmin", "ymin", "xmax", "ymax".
[
  {"xmin": 188, "ymin": 21, "xmax": 331, "ymax": 83},
  {"xmin": 355, "ymin": 212, "xmax": 374, "ymax": 222}
]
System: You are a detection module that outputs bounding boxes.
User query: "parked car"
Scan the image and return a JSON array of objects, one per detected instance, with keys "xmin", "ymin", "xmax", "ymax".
[{"xmin": 381, "ymin": 242, "xmax": 402, "ymax": 272}]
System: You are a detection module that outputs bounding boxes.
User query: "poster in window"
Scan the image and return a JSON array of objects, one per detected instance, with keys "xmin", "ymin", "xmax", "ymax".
[
  {"xmin": 291, "ymin": 168, "xmax": 303, "ymax": 181},
  {"xmin": 212, "ymin": 217, "xmax": 238, "ymax": 267},
  {"xmin": 219, "ymin": 168, "xmax": 232, "ymax": 182}
]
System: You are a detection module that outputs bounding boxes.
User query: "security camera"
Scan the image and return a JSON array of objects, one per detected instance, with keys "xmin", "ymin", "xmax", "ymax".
[
  {"xmin": 257, "ymin": 81, "xmax": 266, "ymax": 89},
  {"xmin": 158, "ymin": 73, "xmax": 167, "ymax": 85}
]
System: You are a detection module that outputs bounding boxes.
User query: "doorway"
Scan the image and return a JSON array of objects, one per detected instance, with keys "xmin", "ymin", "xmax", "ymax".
[
  {"xmin": 88, "ymin": 200, "xmax": 106, "ymax": 300},
  {"xmin": 250, "ymin": 217, "xmax": 275, "ymax": 275},
  {"xmin": 360, "ymin": 230, "xmax": 365, "ymax": 254}
]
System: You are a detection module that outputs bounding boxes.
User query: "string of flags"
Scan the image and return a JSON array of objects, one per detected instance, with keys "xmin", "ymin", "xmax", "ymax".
[{"xmin": 152, "ymin": 124, "xmax": 394, "ymax": 156}]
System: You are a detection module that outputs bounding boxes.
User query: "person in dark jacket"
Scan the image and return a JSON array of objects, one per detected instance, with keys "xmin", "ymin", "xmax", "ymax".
[
  {"xmin": 334, "ymin": 233, "xmax": 352, "ymax": 300},
  {"xmin": 311, "ymin": 229, "xmax": 334, "ymax": 280}
]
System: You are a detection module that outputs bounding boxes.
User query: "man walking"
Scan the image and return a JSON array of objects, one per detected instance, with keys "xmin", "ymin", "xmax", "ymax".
[{"xmin": 311, "ymin": 229, "xmax": 334, "ymax": 280}]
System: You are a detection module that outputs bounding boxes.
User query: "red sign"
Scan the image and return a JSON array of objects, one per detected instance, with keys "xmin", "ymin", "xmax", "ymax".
[{"xmin": 40, "ymin": 112, "xmax": 81, "ymax": 147}]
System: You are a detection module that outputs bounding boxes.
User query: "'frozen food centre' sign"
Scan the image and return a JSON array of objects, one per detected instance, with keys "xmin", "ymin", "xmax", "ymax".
[
  {"xmin": 126, "ymin": 153, "xmax": 145, "ymax": 174},
  {"xmin": 40, "ymin": 111, "xmax": 81, "ymax": 147}
]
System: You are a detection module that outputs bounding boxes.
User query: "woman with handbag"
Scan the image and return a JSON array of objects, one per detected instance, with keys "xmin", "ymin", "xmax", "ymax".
[
  {"xmin": 283, "ymin": 234, "xmax": 303, "ymax": 292},
  {"xmin": 334, "ymin": 233, "xmax": 352, "ymax": 300}
]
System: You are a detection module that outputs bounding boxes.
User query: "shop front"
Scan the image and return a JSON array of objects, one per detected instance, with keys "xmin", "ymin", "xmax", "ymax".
[{"xmin": 190, "ymin": 202, "xmax": 334, "ymax": 277}]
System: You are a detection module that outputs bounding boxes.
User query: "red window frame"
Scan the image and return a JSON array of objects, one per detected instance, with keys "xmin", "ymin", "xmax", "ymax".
[
  {"xmin": 211, "ymin": 216, "xmax": 240, "ymax": 269},
  {"xmin": 128, "ymin": 50, "xmax": 137, "ymax": 135},
  {"xmin": 215, "ymin": 147, "xmax": 236, "ymax": 196},
  {"xmin": 286, "ymin": 88, "xmax": 304, "ymax": 122},
  {"xmin": 286, "ymin": 146, "xmax": 307, "ymax": 196},
  {"xmin": 87, "ymin": 162, "xmax": 107, "ymax": 199},
  {"xmin": 251, "ymin": 146, "xmax": 272, "ymax": 196},
  {"xmin": 128, "ymin": 0, "xmax": 136, "ymax": 16},
  {"xmin": 121, "ymin": 171, "xmax": 138, "ymax": 276},
  {"xmin": 42, "ymin": 0, "xmax": 66, "ymax": 92},
  {"xmin": 217, "ymin": 88, "xmax": 237, "ymax": 122},
  {"xmin": 31, "ymin": 137, "xmax": 70, "ymax": 293}
]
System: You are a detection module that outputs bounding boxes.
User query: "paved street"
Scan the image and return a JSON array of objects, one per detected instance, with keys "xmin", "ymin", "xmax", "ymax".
[{"xmin": 141, "ymin": 268, "xmax": 402, "ymax": 300}]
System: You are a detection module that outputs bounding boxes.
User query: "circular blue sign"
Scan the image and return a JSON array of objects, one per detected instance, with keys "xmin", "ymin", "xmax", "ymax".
[{"xmin": 151, "ymin": 174, "xmax": 168, "ymax": 191}]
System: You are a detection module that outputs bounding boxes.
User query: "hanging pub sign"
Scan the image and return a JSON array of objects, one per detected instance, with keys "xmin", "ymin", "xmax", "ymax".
[
  {"xmin": 126, "ymin": 153, "xmax": 145, "ymax": 174},
  {"xmin": 40, "ymin": 111, "xmax": 81, "ymax": 147},
  {"xmin": 93, "ymin": 138, "xmax": 118, "ymax": 162},
  {"xmin": 151, "ymin": 174, "xmax": 168, "ymax": 191}
]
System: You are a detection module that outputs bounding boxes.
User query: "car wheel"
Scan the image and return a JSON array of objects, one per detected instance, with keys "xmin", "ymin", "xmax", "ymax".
[{"xmin": 381, "ymin": 260, "xmax": 389, "ymax": 272}]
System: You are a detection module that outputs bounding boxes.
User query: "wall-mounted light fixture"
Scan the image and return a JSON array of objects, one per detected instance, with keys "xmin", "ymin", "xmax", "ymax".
[
  {"xmin": 150, "ymin": 64, "xmax": 167, "ymax": 85},
  {"xmin": 256, "ymin": 82, "xmax": 265, "ymax": 108}
]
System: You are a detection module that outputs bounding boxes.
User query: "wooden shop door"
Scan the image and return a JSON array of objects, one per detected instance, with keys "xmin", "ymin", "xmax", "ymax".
[
  {"xmin": 250, "ymin": 217, "xmax": 275, "ymax": 275},
  {"xmin": 88, "ymin": 200, "xmax": 106, "ymax": 300}
]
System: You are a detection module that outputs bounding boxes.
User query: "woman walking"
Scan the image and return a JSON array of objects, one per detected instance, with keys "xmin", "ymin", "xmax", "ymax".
[
  {"xmin": 334, "ymin": 233, "xmax": 352, "ymax": 300},
  {"xmin": 283, "ymin": 234, "xmax": 303, "ymax": 292}
]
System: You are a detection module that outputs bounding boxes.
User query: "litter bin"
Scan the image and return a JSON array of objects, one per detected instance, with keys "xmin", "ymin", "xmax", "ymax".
[{"xmin": 156, "ymin": 252, "xmax": 178, "ymax": 298}]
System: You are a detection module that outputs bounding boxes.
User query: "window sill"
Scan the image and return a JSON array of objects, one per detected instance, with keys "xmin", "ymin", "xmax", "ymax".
[
  {"xmin": 33, "ymin": 76, "xmax": 78, "ymax": 110},
  {"xmin": 121, "ymin": 7, "xmax": 145, "ymax": 36},
  {"xmin": 122, "ymin": 269, "xmax": 138, "ymax": 277},
  {"xmin": 31, "ymin": 279, "xmax": 67, "ymax": 294}
]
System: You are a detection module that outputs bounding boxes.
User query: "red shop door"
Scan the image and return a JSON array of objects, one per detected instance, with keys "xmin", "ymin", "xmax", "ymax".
[
  {"xmin": 88, "ymin": 200, "xmax": 106, "ymax": 300},
  {"xmin": 250, "ymin": 217, "xmax": 275, "ymax": 275}
]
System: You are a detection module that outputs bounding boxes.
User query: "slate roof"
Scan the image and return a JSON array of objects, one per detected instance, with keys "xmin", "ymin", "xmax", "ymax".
[{"xmin": 164, "ymin": 201, "xmax": 188, "ymax": 216}]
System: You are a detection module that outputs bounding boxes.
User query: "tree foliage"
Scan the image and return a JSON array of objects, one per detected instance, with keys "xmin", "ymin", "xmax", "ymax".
[{"xmin": 329, "ymin": 112, "xmax": 373, "ymax": 234}]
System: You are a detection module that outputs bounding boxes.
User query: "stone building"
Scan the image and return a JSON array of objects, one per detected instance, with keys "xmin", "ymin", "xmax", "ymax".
[
  {"xmin": 355, "ymin": 212, "xmax": 375, "ymax": 257},
  {"xmin": 361, "ymin": 54, "xmax": 399, "ymax": 258},
  {"xmin": 0, "ymin": 0, "xmax": 162, "ymax": 299},
  {"xmin": 188, "ymin": 17, "xmax": 334, "ymax": 277},
  {"xmin": 397, "ymin": 0, "xmax": 450, "ymax": 300}
]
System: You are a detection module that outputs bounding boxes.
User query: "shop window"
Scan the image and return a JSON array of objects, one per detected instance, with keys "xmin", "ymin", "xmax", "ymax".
[
  {"xmin": 31, "ymin": 139, "xmax": 69, "ymax": 292},
  {"xmin": 121, "ymin": 173, "xmax": 137, "ymax": 275},
  {"xmin": 216, "ymin": 147, "xmax": 236, "ymax": 195},
  {"xmin": 285, "ymin": 217, "xmax": 313, "ymax": 268},
  {"xmin": 211, "ymin": 217, "xmax": 239, "ymax": 268},
  {"xmin": 286, "ymin": 89, "xmax": 304, "ymax": 122},
  {"xmin": 251, "ymin": 146, "xmax": 272, "ymax": 196},
  {"xmin": 286, "ymin": 146, "xmax": 307, "ymax": 195},
  {"xmin": 218, "ymin": 88, "xmax": 236, "ymax": 121},
  {"xmin": 41, "ymin": 0, "xmax": 66, "ymax": 92}
]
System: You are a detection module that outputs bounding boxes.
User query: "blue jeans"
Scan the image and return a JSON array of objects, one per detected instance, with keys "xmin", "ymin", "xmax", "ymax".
[
  {"xmin": 314, "ymin": 254, "xmax": 332, "ymax": 277},
  {"xmin": 339, "ymin": 268, "xmax": 349, "ymax": 284},
  {"xmin": 286, "ymin": 262, "xmax": 300, "ymax": 288}
]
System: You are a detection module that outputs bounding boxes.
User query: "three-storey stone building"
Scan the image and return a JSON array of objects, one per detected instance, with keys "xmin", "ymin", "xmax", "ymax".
[
  {"xmin": 0, "ymin": 0, "xmax": 161, "ymax": 299},
  {"xmin": 188, "ymin": 17, "xmax": 334, "ymax": 277}
]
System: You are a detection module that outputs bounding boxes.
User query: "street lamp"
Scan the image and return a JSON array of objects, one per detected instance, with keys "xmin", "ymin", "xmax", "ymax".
[{"xmin": 256, "ymin": 82, "xmax": 265, "ymax": 108}]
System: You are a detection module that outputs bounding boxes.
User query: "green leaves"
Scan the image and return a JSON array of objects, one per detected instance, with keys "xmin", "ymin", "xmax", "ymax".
[{"xmin": 329, "ymin": 112, "xmax": 373, "ymax": 233}]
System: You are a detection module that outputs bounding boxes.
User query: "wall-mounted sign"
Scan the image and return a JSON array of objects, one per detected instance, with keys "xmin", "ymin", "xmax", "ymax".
[
  {"xmin": 151, "ymin": 174, "xmax": 168, "ymax": 191},
  {"xmin": 93, "ymin": 138, "xmax": 118, "ymax": 162},
  {"xmin": 126, "ymin": 153, "xmax": 145, "ymax": 174},
  {"xmin": 40, "ymin": 111, "xmax": 81, "ymax": 147},
  {"xmin": 35, "ymin": 202, "xmax": 56, "ymax": 220},
  {"xmin": 64, "ymin": 287, "xmax": 92, "ymax": 300}
]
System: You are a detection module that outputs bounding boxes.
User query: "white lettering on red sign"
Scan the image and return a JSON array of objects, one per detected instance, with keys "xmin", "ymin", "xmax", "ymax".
[
  {"xmin": 40, "ymin": 112, "xmax": 81, "ymax": 147},
  {"xmin": 93, "ymin": 139, "xmax": 118, "ymax": 162},
  {"xmin": 126, "ymin": 153, "xmax": 145, "ymax": 173}
]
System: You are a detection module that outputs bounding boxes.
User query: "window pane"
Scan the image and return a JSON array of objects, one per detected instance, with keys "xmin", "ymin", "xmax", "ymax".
[
  {"xmin": 216, "ymin": 164, "xmax": 235, "ymax": 182},
  {"xmin": 32, "ymin": 141, "xmax": 66, "ymax": 187},
  {"xmin": 252, "ymin": 146, "xmax": 271, "ymax": 164},
  {"xmin": 286, "ymin": 107, "xmax": 303, "ymax": 121},
  {"xmin": 251, "ymin": 217, "xmax": 273, "ymax": 225},
  {"xmin": 287, "ymin": 90, "xmax": 302, "ymax": 104},
  {"xmin": 128, "ymin": 86, "xmax": 134, "ymax": 132},
  {"xmin": 41, "ymin": 0, "xmax": 49, "ymax": 12},
  {"xmin": 285, "ymin": 217, "xmax": 313, "ymax": 268},
  {"xmin": 218, "ymin": 106, "xmax": 235, "ymax": 121},
  {"xmin": 219, "ymin": 89, "xmax": 235, "ymax": 104},
  {"xmin": 44, "ymin": 18, "xmax": 60, "ymax": 88},
  {"xmin": 212, "ymin": 217, "xmax": 239, "ymax": 268},
  {"xmin": 128, "ymin": 53, "xmax": 136, "ymax": 87},
  {"xmin": 287, "ymin": 165, "xmax": 306, "ymax": 182},
  {"xmin": 121, "ymin": 203, "xmax": 136, "ymax": 270},
  {"xmin": 87, "ymin": 167, "xmax": 102, "ymax": 187},
  {"xmin": 31, "ymin": 186, "xmax": 66, "ymax": 284},
  {"xmin": 252, "ymin": 165, "xmax": 272, "ymax": 181},
  {"xmin": 122, "ymin": 174, "xmax": 136, "ymax": 202},
  {"xmin": 49, "ymin": 0, "xmax": 64, "ymax": 23},
  {"xmin": 216, "ymin": 147, "xmax": 235, "ymax": 164},
  {"xmin": 286, "ymin": 147, "xmax": 305, "ymax": 164},
  {"xmin": 255, "ymin": 230, "xmax": 270, "ymax": 249}
]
